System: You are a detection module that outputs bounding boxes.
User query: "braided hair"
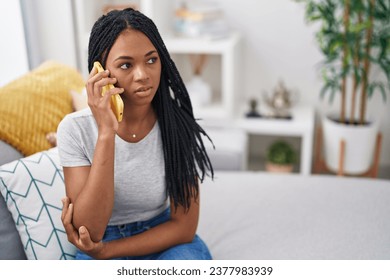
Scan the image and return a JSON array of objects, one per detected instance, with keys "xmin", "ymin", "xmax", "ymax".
[{"xmin": 88, "ymin": 8, "xmax": 214, "ymax": 209}]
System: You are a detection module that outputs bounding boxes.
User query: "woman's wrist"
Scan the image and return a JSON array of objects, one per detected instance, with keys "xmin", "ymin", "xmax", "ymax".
[
  {"xmin": 97, "ymin": 130, "xmax": 116, "ymax": 141},
  {"xmin": 97, "ymin": 241, "xmax": 111, "ymax": 259}
]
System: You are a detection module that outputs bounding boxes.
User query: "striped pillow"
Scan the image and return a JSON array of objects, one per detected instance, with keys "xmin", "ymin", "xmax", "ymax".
[{"xmin": 0, "ymin": 148, "xmax": 76, "ymax": 260}]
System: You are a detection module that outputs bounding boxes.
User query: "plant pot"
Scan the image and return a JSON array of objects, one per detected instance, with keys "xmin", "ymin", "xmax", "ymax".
[
  {"xmin": 265, "ymin": 162, "xmax": 294, "ymax": 173},
  {"xmin": 322, "ymin": 114, "xmax": 379, "ymax": 175}
]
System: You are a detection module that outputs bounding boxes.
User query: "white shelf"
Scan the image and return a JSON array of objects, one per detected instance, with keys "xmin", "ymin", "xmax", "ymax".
[
  {"xmin": 166, "ymin": 34, "xmax": 241, "ymax": 121},
  {"xmin": 235, "ymin": 106, "xmax": 315, "ymax": 137},
  {"xmin": 234, "ymin": 106, "xmax": 315, "ymax": 175},
  {"xmin": 164, "ymin": 33, "xmax": 241, "ymax": 54}
]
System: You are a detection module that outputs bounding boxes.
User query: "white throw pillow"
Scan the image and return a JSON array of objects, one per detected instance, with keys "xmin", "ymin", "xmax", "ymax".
[{"xmin": 0, "ymin": 148, "xmax": 76, "ymax": 259}]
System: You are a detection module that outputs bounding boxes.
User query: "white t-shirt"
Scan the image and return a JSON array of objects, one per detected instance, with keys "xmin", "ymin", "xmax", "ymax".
[{"xmin": 57, "ymin": 108, "xmax": 168, "ymax": 225}]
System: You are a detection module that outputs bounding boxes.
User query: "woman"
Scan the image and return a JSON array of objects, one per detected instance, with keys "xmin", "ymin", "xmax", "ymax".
[{"xmin": 57, "ymin": 8, "xmax": 214, "ymax": 260}]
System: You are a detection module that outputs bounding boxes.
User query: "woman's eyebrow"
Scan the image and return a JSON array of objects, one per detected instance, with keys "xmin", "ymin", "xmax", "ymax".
[
  {"xmin": 114, "ymin": 50, "xmax": 157, "ymax": 61},
  {"xmin": 145, "ymin": 50, "xmax": 157, "ymax": 57}
]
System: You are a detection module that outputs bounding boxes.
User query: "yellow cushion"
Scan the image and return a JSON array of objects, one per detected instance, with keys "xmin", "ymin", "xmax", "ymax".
[{"xmin": 0, "ymin": 61, "xmax": 85, "ymax": 156}]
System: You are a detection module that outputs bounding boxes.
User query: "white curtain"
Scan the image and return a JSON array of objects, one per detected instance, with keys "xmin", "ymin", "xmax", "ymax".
[{"xmin": 0, "ymin": 1, "xmax": 29, "ymax": 86}]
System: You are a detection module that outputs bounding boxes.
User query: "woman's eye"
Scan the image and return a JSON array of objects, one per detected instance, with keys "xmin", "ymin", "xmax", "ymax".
[
  {"xmin": 120, "ymin": 63, "xmax": 131, "ymax": 69},
  {"xmin": 147, "ymin": 57, "xmax": 158, "ymax": 64}
]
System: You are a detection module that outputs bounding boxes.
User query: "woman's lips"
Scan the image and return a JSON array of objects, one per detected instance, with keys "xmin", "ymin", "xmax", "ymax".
[{"xmin": 134, "ymin": 87, "xmax": 152, "ymax": 97}]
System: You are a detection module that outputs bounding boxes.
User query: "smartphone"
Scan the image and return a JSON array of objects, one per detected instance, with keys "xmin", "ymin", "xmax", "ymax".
[{"xmin": 93, "ymin": 61, "xmax": 124, "ymax": 122}]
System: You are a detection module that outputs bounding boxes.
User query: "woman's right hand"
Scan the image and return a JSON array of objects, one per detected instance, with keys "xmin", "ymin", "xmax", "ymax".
[
  {"xmin": 86, "ymin": 66, "xmax": 124, "ymax": 134},
  {"xmin": 61, "ymin": 197, "xmax": 107, "ymax": 259}
]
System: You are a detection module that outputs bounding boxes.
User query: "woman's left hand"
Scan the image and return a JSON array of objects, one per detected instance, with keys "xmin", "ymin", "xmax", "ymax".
[{"xmin": 61, "ymin": 197, "xmax": 106, "ymax": 259}]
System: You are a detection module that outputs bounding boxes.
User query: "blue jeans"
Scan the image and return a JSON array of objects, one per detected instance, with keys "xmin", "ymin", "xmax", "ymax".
[{"xmin": 75, "ymin": 208, "xmax": 212, "ymax": 260}]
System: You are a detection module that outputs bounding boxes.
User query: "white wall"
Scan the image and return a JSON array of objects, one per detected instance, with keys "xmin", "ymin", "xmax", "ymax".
[
  {"xmin": 212, "ymin": 0, "xmax": 322, "ymax": 107},
  {"xmin": 210, "ymin": 0, "xmax": 390, "ymax": 166},
  {"xmin": 0, "ymin": 1, "xmax": 29, "ymax": 86}
]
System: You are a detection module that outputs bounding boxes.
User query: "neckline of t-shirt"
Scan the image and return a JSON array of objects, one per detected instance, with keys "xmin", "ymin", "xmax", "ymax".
[{"xmin": 115, "ymin": 120, "xmax": 158, "ymax": 145}]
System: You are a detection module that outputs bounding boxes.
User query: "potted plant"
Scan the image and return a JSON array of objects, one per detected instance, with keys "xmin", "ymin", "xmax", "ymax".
[
  {"xmin": 265, "ymin": 140, "xmax": 298, "ymax": 173},
  {"xmin": 296, "ymin": 0, "xmax": 389, "ymax": 174}
]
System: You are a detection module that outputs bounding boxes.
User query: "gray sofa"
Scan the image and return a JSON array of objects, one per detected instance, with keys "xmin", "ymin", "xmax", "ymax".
[
  {"xmin": 1, "ymin": 146, "xmax": 390, "ymax": 259},
  {"xmin": 0, "ymin": 141, "xmax": 23, "ymax": 166},
  {"xmin": 197, "ymin": 172, "xmax": 390, "ymax": 259},
  {"xmin": 0, "ymin": 141, "xmax": 25, "ymax": 259}
]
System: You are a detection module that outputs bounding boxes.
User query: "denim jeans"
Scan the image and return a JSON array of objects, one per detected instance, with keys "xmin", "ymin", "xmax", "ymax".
[{"xmin": 75, "ymin": 208, "xmax": 212, "ymax": 260}]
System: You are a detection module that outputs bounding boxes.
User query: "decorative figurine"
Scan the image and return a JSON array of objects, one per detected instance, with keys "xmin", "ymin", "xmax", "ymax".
[
  {"xmin": 246, "ymin": 98, "xmax": 261, "ymax": 118},
  {"xmin": 263, "ymin": 80, "xmax": 297, "ymax": 118},
  {"xmin": 186, "ymin": 54, "xmax": 212, "ymax": 107}
]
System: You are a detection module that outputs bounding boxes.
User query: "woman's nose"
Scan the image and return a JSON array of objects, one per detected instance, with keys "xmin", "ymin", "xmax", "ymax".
[{"xmin": 133, "ymin": 65, "xmax": 148, "ymax": 81}]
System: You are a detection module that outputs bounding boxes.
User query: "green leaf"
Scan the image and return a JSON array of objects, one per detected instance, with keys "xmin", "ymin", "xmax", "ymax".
[
  {"xmin": 349, "ymin": 21, "xmax": 370, "ymax": 33},
  {"xmin": 267, "ymin": 141, "xmax": 297, "ymax": 164},
  {"xmin": 294, "ymin": 0, "xmax": 390, "ymax": 108},
  {"xmin": 320, "ymin": 82, "xmax": 331, "ymax": 99},
  {"xmin": 367, "ymin": 82, "xmax": 387, "ymax": 102},
  {"xmin": 329, "ymin": 83, "xmax": 337, "ymax": 104}
]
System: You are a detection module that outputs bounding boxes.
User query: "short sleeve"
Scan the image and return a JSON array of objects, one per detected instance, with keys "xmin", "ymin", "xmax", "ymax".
[{"xmin": 57, "ymin": 115, "xmax": 91, "ymax": 167}]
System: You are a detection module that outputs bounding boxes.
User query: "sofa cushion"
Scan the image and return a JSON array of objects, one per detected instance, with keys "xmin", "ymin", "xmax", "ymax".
[
  {"xmin": 0, "ymin": 61, "xmax": 84, "ymax": 156},
  {"xmin": 0, "ymin": 148, "xmax": 76, "ymax": 259}
]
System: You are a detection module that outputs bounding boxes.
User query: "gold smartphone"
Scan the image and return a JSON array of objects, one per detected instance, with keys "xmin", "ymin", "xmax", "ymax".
[{"xmin": 93, "ymin": 61, "xmax": 124, "ymax": 122}]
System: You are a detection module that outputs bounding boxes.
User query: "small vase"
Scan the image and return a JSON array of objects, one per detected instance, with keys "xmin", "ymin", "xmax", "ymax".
[{"xmin": 186, "ymin": 75, "xmax": 212, "ymax": 106}]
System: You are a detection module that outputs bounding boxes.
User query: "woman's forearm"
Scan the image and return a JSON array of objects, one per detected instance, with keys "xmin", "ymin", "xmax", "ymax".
[
  {"xmin": 72, "ymin": 132, "xmax": 116, "ymax": 242},
  {"xmin": 101, "ymin": 219, "xmax": 197, "ymax": 259}
]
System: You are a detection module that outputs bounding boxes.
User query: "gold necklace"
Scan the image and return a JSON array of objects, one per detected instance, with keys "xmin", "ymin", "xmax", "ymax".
[{"xmin": 128, "ymin": 110, "xmax": 154, "ymax": 140}]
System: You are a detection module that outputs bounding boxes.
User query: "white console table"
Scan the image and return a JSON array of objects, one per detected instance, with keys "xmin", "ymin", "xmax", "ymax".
[{"xmin": 234, "ymin": 106, "xmax": 315, "ymax": 175}]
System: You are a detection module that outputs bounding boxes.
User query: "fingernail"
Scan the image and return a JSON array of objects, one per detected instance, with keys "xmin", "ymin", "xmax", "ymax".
[{"xmin": 79, "ymin": 226, "xmax": 86, "ymax": 234}]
